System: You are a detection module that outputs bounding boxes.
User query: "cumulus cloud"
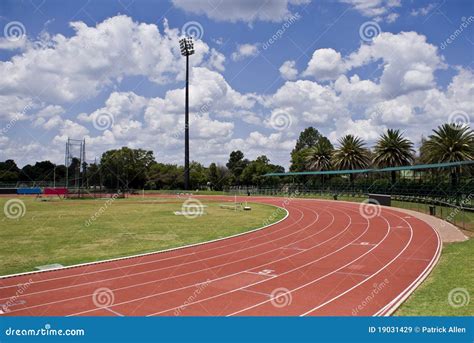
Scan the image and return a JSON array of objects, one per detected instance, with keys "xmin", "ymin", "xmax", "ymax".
[
  {"xmin": 172, "ymin": 0, "xmax": 310, "ymax": 23},
  {"xmin": 0, "ymin": 15, "xmax": 220, "ymax": 105},
  {"xmin": 346, "ymin": 32, "xmax": 444, "ymax": 96},
  {"xmin": 303, "ymin": 48, "xmax": 346, "ymax": 81},
  {"xmin": 231, "ymin": 43, "xmax": 259, "ymax": 61},
  {"xmin": 410, "ymin": 3, "xmax": 437, "ymax": 16},
  {"xmin": 1, "ymin": 15, "xmax": 473, "ymax": 169},
  {"xmin": 340, "ymin": 0, "xmax": 401, "ymax": 22},
  {"xmin": 279, "ymin": 60, "xmax": 298, "ymax": 80}
]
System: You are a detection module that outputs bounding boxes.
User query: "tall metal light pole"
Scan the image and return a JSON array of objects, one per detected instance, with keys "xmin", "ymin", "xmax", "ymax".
[{"xmin": 179, "ymin": 36, "xmax": 194, "ymax": 190}]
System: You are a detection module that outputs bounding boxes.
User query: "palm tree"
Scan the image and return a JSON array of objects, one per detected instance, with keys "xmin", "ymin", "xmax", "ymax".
[
  {"xmin": 420, "ymin": 123, "xmax": 474, "ymax": 186},
  {"xmin": 373, "ymin": 129, "xmax": 415, "ymax": 184},
  {"xmin": 305, "ymin": 138, "xmax": 333, "ymax": 171},
  {"xmin": 305, "ymin": 138, "xmax": 333, "ymax": 186},
  {"xmin": 332, "ymin": 135, "xmax": 371, "ymax": 186}
]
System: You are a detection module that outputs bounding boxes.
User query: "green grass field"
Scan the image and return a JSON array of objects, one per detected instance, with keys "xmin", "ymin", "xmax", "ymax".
[
  {"xmin": 395, "ymin": 239, "xmax": 473, "ymax": 316},
  {"xmin": 0, "ymin": 196, "xmax": 285, "ymax": 276}
]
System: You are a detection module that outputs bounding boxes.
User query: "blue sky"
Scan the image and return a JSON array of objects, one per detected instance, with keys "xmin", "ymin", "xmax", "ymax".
[{"xmin": 0, "ymin": 0, "xmax": 473, "ymax": 169}]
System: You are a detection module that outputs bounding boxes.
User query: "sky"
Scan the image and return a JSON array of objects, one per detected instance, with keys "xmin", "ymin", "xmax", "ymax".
[{"xmin": 0, "ymin": 0, "xmax": 473, "ymax": 169}]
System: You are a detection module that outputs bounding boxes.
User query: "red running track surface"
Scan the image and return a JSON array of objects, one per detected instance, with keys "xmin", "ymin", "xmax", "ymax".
[{"xmin": 0, "ymin": 196, "xmax": 441, "ymax": 316}]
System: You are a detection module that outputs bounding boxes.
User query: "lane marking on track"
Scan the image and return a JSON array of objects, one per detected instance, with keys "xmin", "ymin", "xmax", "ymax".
[
  {"xmin": 351, "ymin": 242, "xmax": 375, "ymax": 246},
  {"xmin": 71, "ymin": 206, "xmax": 356, "ymax": 317},
  {"xmin": 8, "ymin": 204, "xmax": 330, "ymax": 314},
  {"xmin": 257, "ymin": 269, "xmax": 276, "ymax": 276},
  {"xmin": 144, "ymin": 208, "xmax": 371, "ymax": 317},
  {"xmin": 104, "ymin": 307, "xmax": 124, "ymax": 317},
  {"xmin": 299, "ymin": 212, "xmax": 414, "ymax": 316},
  {"xmin": 0, "ymin": 206, "xmax": 308, "ymax": 296},
  {"xmin": 240, "ymin": 289, "xmax": 272, "ymax": 297},
  {"xmin": 243, "ymin": 271, "xmax": 277, "ymax": 278},
  {"xmin": 399, "ymin": 257, "xmax": 431, "ymax": 262},
  {"xmin": 376, "ymin": 230, "xmax": 441, "ymax": 316},
  {"xmin": 335, "ymin": 271, "xmax": 370, "ymax": 278},
  {"xmin": 0, "ymin": 200, "xmax": 292, "ymax": 282},
  {"xmin": 280, "ymin": 247, "xmax": 307, "ymax": 251},
  {"xmin": 227, "ymin": 214, "xmax": 387, "ymax": 316}
]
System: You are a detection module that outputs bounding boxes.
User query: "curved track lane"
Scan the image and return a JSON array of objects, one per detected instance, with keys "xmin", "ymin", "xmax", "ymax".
[{"xmin": 0, "ymin": 196, "xmax": 441, "ymax": 316}]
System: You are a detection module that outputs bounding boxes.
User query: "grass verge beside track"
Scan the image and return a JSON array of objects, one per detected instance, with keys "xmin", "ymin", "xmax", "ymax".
[
  {"xmin": 395, "ymin": 238, "xmax": 473, "ymax": 316},
  {"xmin": 0, "ymin": 197, "xmax": 285, "ymax": 276}
]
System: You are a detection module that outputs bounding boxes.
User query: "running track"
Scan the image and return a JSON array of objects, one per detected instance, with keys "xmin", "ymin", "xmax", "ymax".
[{"xmin": 0, "ymin": 196, "xmax": 441, "ymax": 316}]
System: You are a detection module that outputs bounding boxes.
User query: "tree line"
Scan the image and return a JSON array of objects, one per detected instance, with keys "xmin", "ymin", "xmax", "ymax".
[
  {"xmin": 0, "ymin": 122, "xmax": 472, "ymax": 190},
  {"xmin": 291, "ymin": 123, "xmax": 473, "ymax": 187}
]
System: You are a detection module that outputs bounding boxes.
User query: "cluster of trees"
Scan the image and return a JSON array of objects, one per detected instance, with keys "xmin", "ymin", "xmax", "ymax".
[
  {"xmin": 0, "ymin": 122, "xmax": 472, "ymax": 190},
  {"xmin": 0, "ymin": 147, "xmax": 283, "ymax": 190},
  {"xmin": 0, "ymin": 160, "xmax": 67, "ymax": 184},
  {"xmin": 291, "ymin": 123, "xmax": 473, "ymax": 186}
]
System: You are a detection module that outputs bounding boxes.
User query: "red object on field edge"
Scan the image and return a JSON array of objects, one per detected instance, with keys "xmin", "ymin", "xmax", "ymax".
[{"xmin": 43, "ymin": 187, "xmax": 68, "ymax": 195}]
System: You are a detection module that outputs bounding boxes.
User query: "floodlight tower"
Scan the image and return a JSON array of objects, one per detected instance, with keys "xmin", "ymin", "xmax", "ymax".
[{"xmin": 179, "ymin": 36, "xmax": 194, "ymax": 190}]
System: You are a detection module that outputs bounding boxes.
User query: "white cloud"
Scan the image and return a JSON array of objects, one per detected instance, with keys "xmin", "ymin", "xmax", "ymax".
[
  {"xmin": 410, "ymin": 3, "xmax": 437, "ymax": 16},
  {"xmin": 386, "ymin": 12, "xmax": 399, "ymax": 23},
  {"xmin": 172, "ymin": 0, "xmax": 310, "ymax": 23},
  {"xmin": 0, "ymin": 15, "xmax": 220, "ymax": 104},
  {"xmin": 204, "ymin": 48, "xmax": 226, "ymax": 71},
  {"xmin": 265, "ymin": 80, "xmax": 345, "ymax": 126},
  {"xmin": 279, "ymin": 60, "xmax": 298, "ymax": 80},
  {"xmin": 2, "ymin": 15, "xmax": 473, "ymax": 170},
  {"xmin": 303, "ymin": 48, "xmax": 346, "ymax": 81},
  {"xmin": 231, "ymin": 43, "xmax": 259, "ymax": 61},
  {"xmin": 329, "ymin": 118, "xmax": 386, "ymax": 142},
  {"xmin": 32, "ymin": 105, "xmax": 65, "ymax": 129},
  {"xmin": 0, "ymin": 36, "xmax": 27, "ymax": 50},
  {"xmin": 346, "ymin": 31, "xmax": 444, "ymax": 96},
  {"xmin": 340, "ymin": 0, "xmax": 401, "ymax": 22}
]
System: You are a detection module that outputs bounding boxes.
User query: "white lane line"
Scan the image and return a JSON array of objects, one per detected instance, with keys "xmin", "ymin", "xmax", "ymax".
[
  {"xmin": 103, "ymin": 307, "xmax": 124, "ymax": 317},
  {"xmin": 300, "ymin": 210, "xmax": 413, "ymax": 316},
  {"xmin": 145, "ymin": 207, "xmax": 371, "ymax": 317},
  {"xmin": 374, "ymin": 222, "xmax": 442, "ymax": 316},
  {"xmin": 8, "ymin": 203, "xmax": 331, "ymax": 314},
  {"xmin": 243, "ymin": 271, "xmax": 277, "ymax": 278},
  {"xmin": 280, "ymin": 247, "xmax": 307, "ymax": 251},
  {"xmin": 0, "ymin": 206, "xmax": 308, "ymax": 298},
  {"xmin": 335, "ymin": 271, "xmax": 370, "ymax": 278},
  {"xmin": 227, "ymin": 210, "xmax": 389, "ymax": 317},
  {"xmin": 70, "ymin": 205, "xmax": 357, "ymax": 317},
  {"xmin": 240, "ymin": 289, "xmax": 272, "ymax": 297},
  {"xmin": 0, "ymin": 202, "xmax": 293, "ymax": 286}
]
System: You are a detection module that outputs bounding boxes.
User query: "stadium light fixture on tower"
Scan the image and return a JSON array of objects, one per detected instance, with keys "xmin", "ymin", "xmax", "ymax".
[{"xmin": 179, "ymin": 36, "xmax": 194, "ymax": 190}]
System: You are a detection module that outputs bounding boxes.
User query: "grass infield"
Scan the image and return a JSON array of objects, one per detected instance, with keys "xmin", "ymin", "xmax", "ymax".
[{"xmin": 0, "ymin": 197, "xmax": 285, "ymax": 276}]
